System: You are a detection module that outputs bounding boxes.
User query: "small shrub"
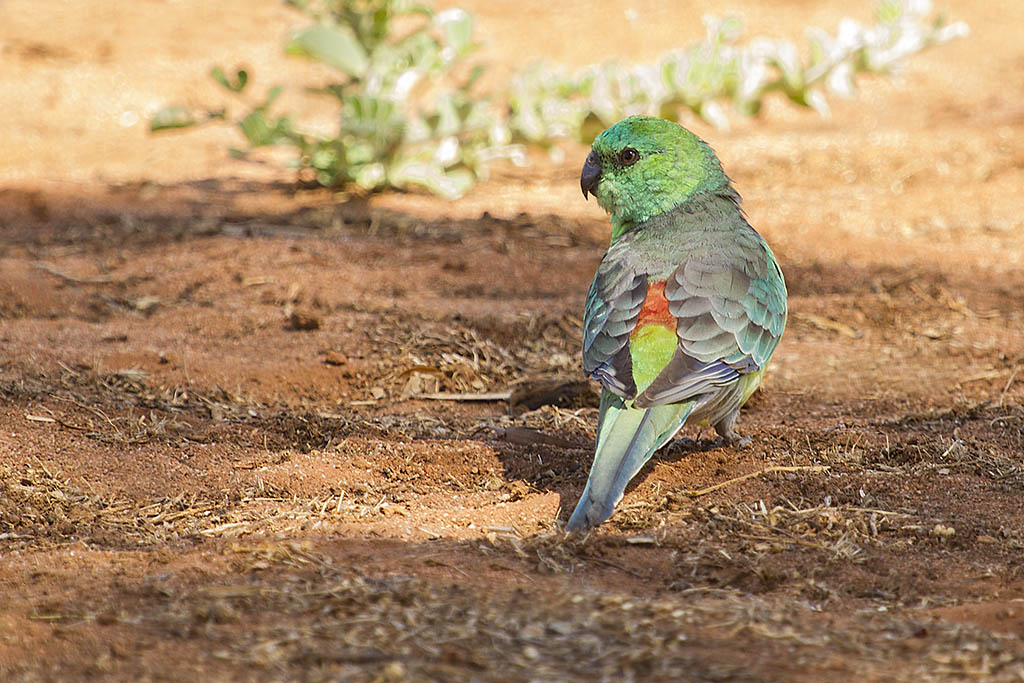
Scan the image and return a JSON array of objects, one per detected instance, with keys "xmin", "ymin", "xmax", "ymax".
[
  {"xmin": 153, "ymin": 0, "xmax": 967, "ymax": 197},
  {"xmin": 508, "ymin": 0, "xmax": 969, "ymax": 143},
  {"xmin": 154, "ymin": 0, "xmax": 521, "ymax": 198}
]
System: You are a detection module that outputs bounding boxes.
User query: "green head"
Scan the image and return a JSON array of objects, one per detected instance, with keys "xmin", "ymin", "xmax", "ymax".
[{"xmin": 580, "ymin": 116, "xmax": 729, "ymax": 240}]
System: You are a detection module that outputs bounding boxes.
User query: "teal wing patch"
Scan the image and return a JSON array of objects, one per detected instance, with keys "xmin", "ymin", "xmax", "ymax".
[{"xmin": 582, "ymin": 258, "xmax": 647, "ymax": 398}]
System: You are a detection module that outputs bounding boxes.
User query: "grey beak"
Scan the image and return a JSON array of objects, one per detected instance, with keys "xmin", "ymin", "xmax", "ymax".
[{"xmin": 580, "ymin": 151, "xmax": 602, "ymax": 199}]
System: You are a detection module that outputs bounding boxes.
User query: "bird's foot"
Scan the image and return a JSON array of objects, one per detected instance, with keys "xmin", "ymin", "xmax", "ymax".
[{"xmin": 715, "ymin": 433, "xmax": 751, "ymax": 449}]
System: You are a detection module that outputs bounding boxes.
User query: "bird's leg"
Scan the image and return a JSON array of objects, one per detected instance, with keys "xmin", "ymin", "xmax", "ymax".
[{"xmin": 713, "ymin": 410, "xmax": 751, "ymax": 449}]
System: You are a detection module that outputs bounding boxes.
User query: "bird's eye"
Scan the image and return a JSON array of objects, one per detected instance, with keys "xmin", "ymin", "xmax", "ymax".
[{"xmin": 618, "ymin": 147, "xmax": 640, "ymax": 166}]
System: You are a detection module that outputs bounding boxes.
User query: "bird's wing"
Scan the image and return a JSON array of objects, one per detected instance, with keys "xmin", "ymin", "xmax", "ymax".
[
  {"xmin": 635, "ymin": 225, "xmax": 787, "ymax": 407},
  {"xmin": 581, "ymin": 257, "xmax": 647, "ymax": 399}
]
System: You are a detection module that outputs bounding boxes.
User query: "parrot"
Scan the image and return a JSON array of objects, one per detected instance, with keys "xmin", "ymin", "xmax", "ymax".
[{"xmin": 566, "ymin": 116, "xmax": 787, "ymax": 532}]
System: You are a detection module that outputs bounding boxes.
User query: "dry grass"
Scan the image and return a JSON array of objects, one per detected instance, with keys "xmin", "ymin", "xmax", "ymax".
[
  {"xmin": 369, "ymin": 313, "xmax": 584, "ymax": 402},
  {"xmin": 59, "ymin": 535, "xmax": 1017, "ymax": 682}
]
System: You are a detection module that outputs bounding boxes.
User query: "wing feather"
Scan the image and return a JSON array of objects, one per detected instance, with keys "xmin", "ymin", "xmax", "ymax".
[
  {"xmin": 583, "ymin": 195, "xmax": 786, "ymax": 408},
  {"xmin": 636, "ymin": 225, "xmax": 786, "ymax": 408},
  {"xmin": 582, "ymin": 261, "xmax": 647, "ymax": 398}
]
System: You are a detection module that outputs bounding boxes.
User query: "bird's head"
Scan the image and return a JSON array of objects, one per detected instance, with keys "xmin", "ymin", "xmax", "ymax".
[{"xmin": 581, "ymin": 116, "xmax": 728, "ymax": 240}]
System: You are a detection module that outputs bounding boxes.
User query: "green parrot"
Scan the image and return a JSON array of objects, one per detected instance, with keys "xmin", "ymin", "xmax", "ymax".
[{"xmin": 566, "ymin": 116, "xmax": 787, "ymax": 531}]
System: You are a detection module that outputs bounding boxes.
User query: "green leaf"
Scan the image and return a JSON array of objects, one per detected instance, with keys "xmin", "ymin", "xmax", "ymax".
[
  {"xmin": 211, "ymin": 67, "xmax": 248, "ymax": 92},
  {"xmin": 286, "ymin": 24, "xmax": 369, "ymax": 78},
  {"xmin": 238, "ymin": 110, "xmax": 296, "ymax": 147},
  {"xmin": 463, "ymin": 64, "xmax": 485, "ymax": 91},
  {"xmin": 310, "ymin": 145, "xmax": 338, "ymax": 171},
  {"xmin": 434, "ymin": 95, "xmax": 460, "ymax": 137},
  {"xmin": 238, "ymin": 110, "xmax": 271, "ymax": 145},
  {"xmin": 263, "ymin": 85, "xmax": 284, "ymax": 110},
  {"xmin": 435, "ymin": 8, "xmax": 473, "ymax": 55},
  {"xmin": 150, "ymin": 106, "xmax": 197, "ymax": 132},
  {"xmin": 876, "ymin": 0, "xmax": 901, "ymax": 25}
]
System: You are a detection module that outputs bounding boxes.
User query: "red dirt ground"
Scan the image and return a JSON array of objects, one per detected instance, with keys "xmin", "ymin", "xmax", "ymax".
[{"xmin": 1, "ymin": 1, "xmax": 1023, "ymax": 680}]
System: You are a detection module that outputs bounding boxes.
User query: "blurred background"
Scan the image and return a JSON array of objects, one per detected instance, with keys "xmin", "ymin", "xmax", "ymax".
[
  {"xmin": 1, "ymin": 0, "xmax": 1018, "ymax": 267},
  {"xmin": 0, "ymin": 0, "xmax": 1014, "ymax": 188}
]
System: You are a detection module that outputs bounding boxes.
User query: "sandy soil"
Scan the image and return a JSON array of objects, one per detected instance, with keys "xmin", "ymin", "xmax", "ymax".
[{"xmin": 1, "ymin": 0, "xmax": 1023, "ymax": 680}]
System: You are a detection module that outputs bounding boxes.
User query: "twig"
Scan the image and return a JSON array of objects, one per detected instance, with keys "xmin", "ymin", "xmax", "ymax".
[
  {"xmin": 56, "ymin": 360, "xmax": 82, "ymax": 377},
  {"xmin": 581, "ymin": 555, "xmax": 646, "ymax": 578},
  {"xmin": 32, "ymin": 455, "xmax": 58, "ymax": 481},
  {"xmin": 60, "ymin": 396, "xmax": 124, "ymax": 439},
  {"xmin": 33, "ymin": 263, "xmax": 114, "ymax": 285},
  {"xmin": 736, "ymin": 532, "xmax": 831, "ymax": 551},
  {"xmin": 998, "ymin": 364, "xmax": 1020, "ymax": 408},
  {"xmin": 684, "ymin": 465, "xmax": 829, "ymax": 497},
  {"xmin": 419, "ymin": 391, "xmax": 512, "ymax": 401}
]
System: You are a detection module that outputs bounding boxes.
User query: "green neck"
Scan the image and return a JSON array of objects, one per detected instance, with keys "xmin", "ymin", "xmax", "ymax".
[
  {"xmin": 610, "ymin": 218, "xmax": 633, "ymax": 241},
  {"xmin": 606, "ymin": 178, "xmax": 722, "ymax": 243}
]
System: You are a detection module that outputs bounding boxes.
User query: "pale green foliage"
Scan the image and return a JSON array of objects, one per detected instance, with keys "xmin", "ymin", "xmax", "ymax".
[
  {"xmin": 272, "ymin": 0, "xmax": 519, "ymax": 197},
  {"xmin": 509, "ymin": 0, "xmax": 969, "ymax": 142},
  {"xmin": 154, "ymin": 0, "xmax": 518, "ymax": 198},
  {"xmin": 152, "ymin": 0, "xmax": 966, "ymax": 198}
]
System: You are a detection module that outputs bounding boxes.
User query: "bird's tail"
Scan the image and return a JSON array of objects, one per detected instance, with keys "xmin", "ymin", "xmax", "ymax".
[{"xmin": 565, "ymin": 391, "xmax": 693, "ymax": 531}]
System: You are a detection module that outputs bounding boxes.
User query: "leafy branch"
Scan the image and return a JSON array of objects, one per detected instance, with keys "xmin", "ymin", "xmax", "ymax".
[
  {"xmin": 152, "ymin": 0, "xmax": 967, "ymax": 197},
  {"xmin": 508, "ymin": 0, "xmax": 969, "ymax": 142},
  {"xmin": 155, "ymin": 0, "xmax": 517, "ymax": 198}
]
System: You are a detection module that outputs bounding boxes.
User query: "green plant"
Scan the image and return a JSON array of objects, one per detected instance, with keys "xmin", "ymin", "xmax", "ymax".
[
  {"xmin": 508, "ymin": 0, "xmax": 969, "ymax": 143},
  {"xmin": 154, "ymin": 0, "xmax": 519, "ymax": 198},
  {"xmin": 153, "ymin": 0, "xmax": 967, "ymax": 197}
]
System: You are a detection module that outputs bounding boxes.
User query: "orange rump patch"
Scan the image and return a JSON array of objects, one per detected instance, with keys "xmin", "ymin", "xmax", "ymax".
[{"xmin": 634, "ymin": 280, "xmax": 676, "ymax": 331}]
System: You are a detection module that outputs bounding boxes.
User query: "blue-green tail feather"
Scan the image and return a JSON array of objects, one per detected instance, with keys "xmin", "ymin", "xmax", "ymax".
[{"xmin": 566, "ymin": 391, "xmax": 693, "ymax": 531}]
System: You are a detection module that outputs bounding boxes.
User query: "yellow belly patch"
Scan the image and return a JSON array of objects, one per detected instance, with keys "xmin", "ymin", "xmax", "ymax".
[{"xmin": 629, "ymin": 325, "xmax": 677, "ymax": 394}]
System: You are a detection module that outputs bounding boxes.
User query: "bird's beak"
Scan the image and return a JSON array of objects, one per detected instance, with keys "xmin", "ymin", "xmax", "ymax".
[{"xmin": 580, "ymin": 151, "xmax": 602, "ymax": 200}]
